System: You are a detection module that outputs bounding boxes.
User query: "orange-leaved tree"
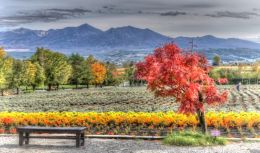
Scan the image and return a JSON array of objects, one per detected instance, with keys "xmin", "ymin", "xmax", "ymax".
[
  {"xmin": 136, "ymin": 44, "xmax": 228, "ymax": 134},
  {"xmin": 91, "ymin": 62, "xmax": 107, "ymax": 87}
]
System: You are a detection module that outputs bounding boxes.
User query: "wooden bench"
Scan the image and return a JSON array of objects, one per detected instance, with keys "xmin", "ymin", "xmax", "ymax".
[{"xmin": 16, "ymin": 126, "xmax": 86, "ymax": 147}]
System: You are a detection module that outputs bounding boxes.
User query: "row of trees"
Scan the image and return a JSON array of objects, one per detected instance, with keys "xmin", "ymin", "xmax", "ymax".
[{"xmin": 0, "ymin": 47, "xmax": 137, "ymax": 95}]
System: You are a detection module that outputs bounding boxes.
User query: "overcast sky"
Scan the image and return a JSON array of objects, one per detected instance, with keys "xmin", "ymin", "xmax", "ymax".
[{"xmin": 1, "ymin": 0, "xmax": 260, "ymax": 42}]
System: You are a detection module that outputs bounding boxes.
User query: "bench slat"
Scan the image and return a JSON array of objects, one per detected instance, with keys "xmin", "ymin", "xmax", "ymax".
[
  {"xmin": 17, "ymin": 126, "xmax": 86, "ymax": 133},
  {"xmin": 28, "ymin": 136, "xmax": 77, "ymax": 139}
]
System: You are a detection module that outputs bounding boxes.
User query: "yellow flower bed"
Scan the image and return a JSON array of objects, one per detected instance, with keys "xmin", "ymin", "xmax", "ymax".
[{"xmin": 0, "ymin": 112, "xmax": 259, "ymax": 130}]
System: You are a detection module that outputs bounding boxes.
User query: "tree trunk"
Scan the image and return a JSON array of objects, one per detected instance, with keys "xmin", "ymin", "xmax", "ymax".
[
  {"xmin": 16, "ymin": 88, "xmax": 20, "ymax": 95},
  {"xmin": 196, "ymin": 109, "xmax": 207, "ymax": 134},
  {"xmin": 48, "ymin": 84, "xmax": 52, "ymax": 91},
  {"xmin": 76, "ymin": 83, "xmax": 78, "ymax": 89},
  {"xmin": 1, "ymin": 90, "xmax": 4, "ymax": 96},
  {"xmin": 197, "ymin": 92, "xmax": 207, "ymax": 134},
  {"xmin": 57, "ymin": 84, "xmax": 59, "ymax": 90},
  {"xmin": 86, "ymin": 83, "xmax": 89, "ymax": 89},
  {"xmin": 32, "ymin": 85, "xmax": 36, "ymax": 91}
]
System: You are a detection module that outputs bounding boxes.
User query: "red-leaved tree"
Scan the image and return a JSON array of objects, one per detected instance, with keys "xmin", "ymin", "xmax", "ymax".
[{"xmin": 136, "ymin": 44, "xmax": 228, "ymax": 133}]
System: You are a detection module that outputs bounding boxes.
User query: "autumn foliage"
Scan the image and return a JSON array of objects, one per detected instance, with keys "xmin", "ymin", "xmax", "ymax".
[
  {"xmin": 217, "ymin": 78, "xmax": 229, "ymax": 85},
  {"xmin": 0, "ymin": 48, "xmax": 6, "ymax": 59},
  {"xmin": 136, "ymin": 44, "xmax": 228, "ymax": 114},
  {"xmin": 91, "ymin": 62, "xmax": 107, "ymax": 85}
]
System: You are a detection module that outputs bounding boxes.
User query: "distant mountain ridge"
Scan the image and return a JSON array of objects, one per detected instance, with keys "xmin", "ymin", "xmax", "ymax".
[
  {"xmin": 1, "ymin": 23, "xmax": 260, "ymax": 53},
  {"xmin": 175, "ymin": 35, "xmax": 260, "ymax": 49}
]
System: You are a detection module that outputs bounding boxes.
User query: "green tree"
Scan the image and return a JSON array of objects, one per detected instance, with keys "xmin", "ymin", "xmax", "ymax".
[
  {"xmin": 33, "ymin": 63, "xmax": 46, "ymax": 90},
  {"xmin": 22, "ymin": 60, "xmax": 37, "ymax": 90},
  {"xmin": 104, "ymin": 62, "xmax": 121, "ymax": 86},
  {"xmin": 69, "ymin": 53, "xmax": 84, "ymax": 88},
  {"xmin": 81, "ymin": 55, "xmax": 96, "ymax": 88},
  {"xmin": 0, "ymin": 48, "xmax": 5, "ymax": 91},
  {"xmin": 123, "ymin": 61, "xmax": 136, "ymax": 86},
  {"xmin": 213, "ymin": 55, "xmax": 221, "ymax": 66},
  {"xmin": 9, "ymin": 60, "xmax": 23, "ymax": 94},
  {"xmin": 32, "ymin": 48, "xmax": 72, "ymax": 90},
  {"xmin": 0, "ymin": 48, "xmax": 13, "ymax": 95},
  {"xmin": 0, "ymin": 73, "xmax": 5, "ymax": 95},
  {"xmin": 85, "ymin": 55, "xmax": 97, "ymax": 64}
]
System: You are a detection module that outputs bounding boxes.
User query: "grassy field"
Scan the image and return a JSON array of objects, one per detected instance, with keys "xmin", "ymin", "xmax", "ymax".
[{"xmin": 0, "ymin": 85, "xmax": 260, "ymax": 112}]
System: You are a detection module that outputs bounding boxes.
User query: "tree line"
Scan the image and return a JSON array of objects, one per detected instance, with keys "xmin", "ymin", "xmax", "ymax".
[{"xmin": 0, "ymin": 47, "xmax": 139, "ymax": 95}]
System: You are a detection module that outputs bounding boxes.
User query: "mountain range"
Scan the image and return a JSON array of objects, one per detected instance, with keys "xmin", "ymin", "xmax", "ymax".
[
  {"xmin": 1, "ymin": 23, "xmax": 260, "ymax": 52},
  {"xmin": 1, "ymin": 23, "xmax": 260, "ymax": 64},
  {"xmin": 0, "ymin": 24, "xmax": 171, "ymax": 52}
]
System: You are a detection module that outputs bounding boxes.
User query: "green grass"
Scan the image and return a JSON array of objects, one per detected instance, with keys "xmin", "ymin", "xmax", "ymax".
[{"xmin": 163, "ymin": 131, "xmax": 227, "ymax": 146}]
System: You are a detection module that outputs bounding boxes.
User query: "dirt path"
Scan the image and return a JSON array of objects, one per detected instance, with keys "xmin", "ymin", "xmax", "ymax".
[{"xmin": 0, "ymin": 136, "xmax": 259, "ymax": 153}]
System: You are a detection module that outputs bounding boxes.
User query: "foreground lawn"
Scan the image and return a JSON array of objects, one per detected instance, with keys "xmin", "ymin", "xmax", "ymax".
[{"xmin": 163, "ymin": 131, "xmax": 227, "ymax": 146}]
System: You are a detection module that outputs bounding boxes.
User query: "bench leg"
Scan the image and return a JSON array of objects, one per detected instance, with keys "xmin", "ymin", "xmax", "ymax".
[
  {"xmin": 19, "ymin": 132, "xmax": 24, "ymax": 146},
  {"xmin": 25, "ymin": 133, "xmax": 30, "ymax": 145},
  {"xmin": 80, "ymin": 133, "xmax": 85, "ymax": 146},
  {"xmin": 76, "ymin": 133, "xmax": 80, "ymax": 148}
]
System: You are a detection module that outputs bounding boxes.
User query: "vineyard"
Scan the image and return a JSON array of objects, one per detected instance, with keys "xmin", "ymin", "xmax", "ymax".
[{"xmin": 0, "ymin": 85, "xmax": 260, "ymax": 112}]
